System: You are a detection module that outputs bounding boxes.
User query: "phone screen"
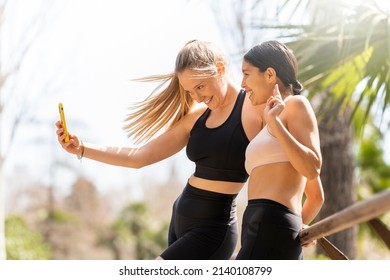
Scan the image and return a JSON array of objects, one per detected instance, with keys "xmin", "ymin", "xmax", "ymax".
[{"xmin": 58, "ymin": 103, "xmax": 69, "ymax": 142}]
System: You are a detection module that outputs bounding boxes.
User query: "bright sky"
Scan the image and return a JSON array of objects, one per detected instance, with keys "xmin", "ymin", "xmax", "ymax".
[{"xmin": 2, "ymin": 0, "xmax": 229, "ymax": 201}]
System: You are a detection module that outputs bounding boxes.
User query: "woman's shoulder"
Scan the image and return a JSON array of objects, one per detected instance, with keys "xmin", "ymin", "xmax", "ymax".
[
  {"xmin": 189, "ymin": 102, "xmax": 208, "ymax": 117},
  {"xmin": 286, "ymin": 94, "xmax": 309, "ymax": 103},
  {"xmin": 285, "ymin": 95, "xmax": 316, "ymax": 119},
  {"xmin": 181, "ymin": 103, "xmax": 207, "ymax": 128},
  {"xmin": 285, "ymin": 95, "xmax": 312, "ymax": 110}
]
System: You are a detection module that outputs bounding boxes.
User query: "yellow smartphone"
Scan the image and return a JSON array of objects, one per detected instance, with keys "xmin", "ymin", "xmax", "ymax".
[{"xmin": 58, "ymin": 102, "xmax": 69, "ymax": 142}]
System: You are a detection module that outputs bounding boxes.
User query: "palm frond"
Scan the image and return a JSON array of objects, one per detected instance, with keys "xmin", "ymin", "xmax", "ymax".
[{"xmin": 280, "ymin": 3, "xmax": 390, "ymax": 126}]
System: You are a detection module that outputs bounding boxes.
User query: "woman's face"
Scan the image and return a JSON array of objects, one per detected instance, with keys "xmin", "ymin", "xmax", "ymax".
[
  {"xmin": 178, "ymin": 69, "xmax": 228, "ymax": 110},
  {"xmin": 241, "ymin": 60, "xmax": 272, "ymax": 105}
]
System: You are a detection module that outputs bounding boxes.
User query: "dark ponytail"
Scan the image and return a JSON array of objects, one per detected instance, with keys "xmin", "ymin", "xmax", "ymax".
[
  {"xmin": 244, "ymin": 40, "xmax": 302, "ymax": 95},
  {"xmin": 292, "ymin": 80, "xmax": 303, "ymax": 95}
]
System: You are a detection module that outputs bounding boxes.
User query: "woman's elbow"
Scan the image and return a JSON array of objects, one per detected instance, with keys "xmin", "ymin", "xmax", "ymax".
[
  {"xmin": 298, "ymin": 152, "xmax": 322, "ymax": 179},
  {"xmin": 296, "ymin": 162, "xmax": 320, "ymax": 180},
  {"xmin": 122, "ymin": 149, "xmax": 148, "ymax": 169},
  {"xmin": 319, "ymin": 192, "xmax": 325, "ymax": 206},
  {"xmin": 307, "ymin": 157, "xmax": 322, "ymax": 180},
  {"xmin": 306, "ymin": 169, "xmax": 320, "ymax": 180},
  {"xmin": 305, "ymin": 161, "xmax": 321, "ymax": 180}
]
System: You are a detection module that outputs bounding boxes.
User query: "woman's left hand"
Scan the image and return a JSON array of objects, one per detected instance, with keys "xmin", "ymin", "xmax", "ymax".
[
  {"xmin": 300, "ymin": 224, "xmax": 317, "ymax": 247},
  {"xmin": 263, "ymin": 84, "xmax": 285, "ymax": 123}
]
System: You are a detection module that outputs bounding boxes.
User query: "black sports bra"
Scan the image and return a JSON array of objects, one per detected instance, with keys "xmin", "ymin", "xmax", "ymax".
[{"xmin": 186, "ymin": 90, "xmax": 249, "ymax": 183}]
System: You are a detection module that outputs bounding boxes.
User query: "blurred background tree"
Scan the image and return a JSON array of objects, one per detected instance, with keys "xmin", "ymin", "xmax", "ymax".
[
  {"xmin": 214, "ymin": 0, "xmax": 390, "ymax": 258},
  {"xmin": 100, "ymin": 202, "xmax": 168, "ymax": 260},
  {"xmin": 0, "ymin": 0, "xmax": 65, "ymax": 260},
  {"xmin": 5, "ymin": 214, "xmax": 51, "ymax": 260},
  {"xmin": 277, "ymin": 0, "xmax": 389, "ymax": 259},
  {"xmin": 6, "ymin": 176, "xmax": 169, "ymax": 260}
]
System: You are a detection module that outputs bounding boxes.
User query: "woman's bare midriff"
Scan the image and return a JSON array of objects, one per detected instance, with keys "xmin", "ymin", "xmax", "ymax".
[
  {"xmin": 188, "ymin": 175, "xmax": 244, "ymax": 195},
  {"xmin": 247, "ymin": 162, "xmax": 306, "ymax": 214}
]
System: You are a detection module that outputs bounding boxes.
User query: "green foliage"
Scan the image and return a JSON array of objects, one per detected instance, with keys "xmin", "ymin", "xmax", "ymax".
[
  {"xmin": 102, "ymin": 202, "xmax": 168, "ymax": 260},
  {"xmin": 304, "ymin": 252, "xmax": 330, "ymax": 260},
  {"xmin": 356, "ymin": 127, "xmax": 390, "ymax": 194},
  {"xmin": 354, "ymin": 124, "xmax": 390, "ymax": 255},
  {"xmin": 48, "ymin": 209, "xmax": 78, "ymax": 223},
  {"xmin": 5, "ymin": 214, "xmax": 51, "ymax": 260},
  {"xmin": 284, "ymin": 1, "xmax": 390, "ymax": 128}
]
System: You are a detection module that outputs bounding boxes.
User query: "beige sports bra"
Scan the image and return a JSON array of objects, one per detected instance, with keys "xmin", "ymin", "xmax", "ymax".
[{"xmin": 245, "ymin": 124, "xmax": 290, "ymax": 174}]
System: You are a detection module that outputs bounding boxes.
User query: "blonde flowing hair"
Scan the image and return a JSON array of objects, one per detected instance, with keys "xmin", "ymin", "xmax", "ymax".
[{"xmin": 123, "ymin": 39, "xmax": 230, "ymax": 143}]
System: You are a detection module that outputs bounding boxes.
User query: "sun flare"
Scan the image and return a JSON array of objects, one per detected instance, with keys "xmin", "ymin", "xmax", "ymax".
[{"xmin": 343, "ymin": 0, "xmax": 390, "ymax": 11}]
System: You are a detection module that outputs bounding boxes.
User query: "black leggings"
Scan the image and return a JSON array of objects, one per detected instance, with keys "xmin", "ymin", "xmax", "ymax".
[
  {"xmin": 236, "ymin": 199, "xmax": 303, "ymax": 260},
  {"xmin": 160, "ymin": 183, "xmax": 238, "ymax": 260}
]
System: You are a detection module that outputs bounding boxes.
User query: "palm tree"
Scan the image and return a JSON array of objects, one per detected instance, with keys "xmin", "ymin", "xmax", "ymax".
[{"xmin": 243, "ymin": 0, "xmax": 390, "ymax": 258}]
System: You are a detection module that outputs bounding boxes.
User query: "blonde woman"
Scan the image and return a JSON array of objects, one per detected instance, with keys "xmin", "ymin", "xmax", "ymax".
[
  {"xmin": 237, "ymin": 40, "xmax": 324, "ymax": 260},
  {"xmin": 56, "ymin": 40, "xmax": 263, "ymax": 260}
]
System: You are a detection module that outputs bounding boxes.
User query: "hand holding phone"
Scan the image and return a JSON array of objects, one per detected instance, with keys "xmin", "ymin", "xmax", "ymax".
[{"xmin": 58, "ymin": 102, "xmax": 69, "ymax": 142}]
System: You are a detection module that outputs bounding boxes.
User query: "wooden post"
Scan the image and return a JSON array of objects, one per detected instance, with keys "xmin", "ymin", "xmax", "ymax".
[
  {"xmin": 317, "ymin": 237, "xmax": 349, "ymax": 259},
  {"xmin": 300, "ymin": 189, "xmax": 390, "ymax": 244},
  {"xmin": 368, "ymin": 217, "xmax": 390, "ymax": 250}
]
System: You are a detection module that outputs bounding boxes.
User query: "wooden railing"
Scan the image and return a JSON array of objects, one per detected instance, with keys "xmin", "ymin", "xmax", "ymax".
[{"xmin": 300, "ymin": 189, "xmax": 390, "ymax": 260}]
